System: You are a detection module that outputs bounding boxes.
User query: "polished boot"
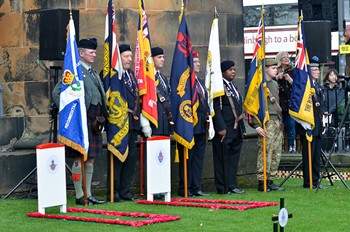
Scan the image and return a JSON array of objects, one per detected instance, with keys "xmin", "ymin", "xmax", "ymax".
[
  {"xmin": 268, "ymin": 180, "xmax": 285, "ymax": 191},
  {"xmin": 258, "ymin": 180, "xmax": 271, "ymax": 192}
]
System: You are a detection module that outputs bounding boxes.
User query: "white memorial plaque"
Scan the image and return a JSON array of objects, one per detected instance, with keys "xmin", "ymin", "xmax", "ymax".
[
  {"xmin": 36, "ymin": 143, "xmax": 66, "ymax": 214},
  {"xmin": 146, "ymin": 136, "xmax": 171, "ymax": 202}
]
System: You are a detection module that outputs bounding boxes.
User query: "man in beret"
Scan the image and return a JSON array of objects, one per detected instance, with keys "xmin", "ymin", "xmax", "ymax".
[
  {"xmin": 140, "ymin": 46, "xmax": 173, "ymax": 138},
  {"xmin": 251, "ymin": 58, "xmax": 284, "ymax": 191},
  {"xmin": 296, "ymin": 56, "xmax": 327, "ymax": 189},
  {"xmin": 212, "ymin": 60, "xmax": 246, "ymax": 194},
  {"xmin": 108, "ymin": 44, "xmax": 141, "ymax": 202},
  {"xmin": 52, "ymin": 38, "xmax": 107, "ymax": 205},
  {"xmin": 139, "ymin": 46, "xmax": 172, "ymax": 199},
  {"xmin": 177, "ymin": 51, "xmax": 212, "ymax": 197}
]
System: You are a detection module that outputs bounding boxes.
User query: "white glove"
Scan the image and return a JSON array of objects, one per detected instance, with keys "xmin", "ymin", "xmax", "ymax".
[
  {"xmin": 208, "ymin": 115, "xmax": 215, "ymax": 140},
  {"xmin": 140, "ymin": 114, "xmax": 152, "ymax": 138}
]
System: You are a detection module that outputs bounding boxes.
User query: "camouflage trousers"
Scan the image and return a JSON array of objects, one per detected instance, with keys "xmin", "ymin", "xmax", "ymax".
[{"xmin": 256, "ymin": 120, "xmax": 283, "ymax": 180}]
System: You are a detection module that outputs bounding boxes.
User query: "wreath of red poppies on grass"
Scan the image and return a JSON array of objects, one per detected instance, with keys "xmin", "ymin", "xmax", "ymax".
[
  {"xmin": 27, "ymin": 208, "xmax": 181, "ymax": 227},
  {"xmin": 137, "ymin": 198, "xmax": 278, "ymax": 210}
]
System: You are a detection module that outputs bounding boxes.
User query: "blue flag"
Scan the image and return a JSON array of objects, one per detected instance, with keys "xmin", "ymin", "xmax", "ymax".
[
  {"xmin": 244, "ymin": 9, "xmax": 269, "ymax": 128},
  {"xmin": 170, "ymin": 10, "xmax": 198, "ymax": 150},
  {"xmin": 289, "ymin": 17, "xmax": 315, "ymax": 141},
  {"xmin": 102, "ymin": 0, "xmax": 129, "ymax": 162},
  {"xmin": 58, "ymin": 17, "xmax": 88, "ymax": 160}
]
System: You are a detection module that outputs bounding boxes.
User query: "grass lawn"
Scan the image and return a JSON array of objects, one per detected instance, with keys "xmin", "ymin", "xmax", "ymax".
[{"xmin": 1, "ymin": 178, "xmax": 350, "ymax": 232}]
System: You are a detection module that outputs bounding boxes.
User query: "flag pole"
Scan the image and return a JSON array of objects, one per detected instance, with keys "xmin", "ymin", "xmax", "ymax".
[
  {"xmin": 308, "ymin": 140, "xmax": 313, "ymax": 189},
  {"xmin": 140, "ymin": 137, "xmax": 145, "ymax": 196},
  {"xmin": 110, "ymin": 153, "xmax": 114, "ymax": 202},
  {"xmin": 183, "ymin": 146, "xmax": 188, "ymax": 198},
  {"xmin": 178, "ymin": 0, "xmax": 189, "ymax": 199},
  {"xmin": 69, "ymin": 0, "xmax": 87, "ymax": 205},
  {"xmin": 261, "ymin": 4, "xmax": 267, "ymax": 192}
]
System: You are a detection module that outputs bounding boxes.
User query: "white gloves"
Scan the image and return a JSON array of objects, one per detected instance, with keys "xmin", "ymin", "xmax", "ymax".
[
  {"xmin": 208, "ymin": 115, "xmax": 215, "ymax": 140},
  {"xmin": 140, "ymin": 114, "xmax": 152, "ymax": 138}
]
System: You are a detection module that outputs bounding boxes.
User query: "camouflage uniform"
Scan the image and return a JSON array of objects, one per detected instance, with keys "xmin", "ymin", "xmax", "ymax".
[{"xmin": 254, "ymin": 79, "xmax": 283, "ymax": 181}]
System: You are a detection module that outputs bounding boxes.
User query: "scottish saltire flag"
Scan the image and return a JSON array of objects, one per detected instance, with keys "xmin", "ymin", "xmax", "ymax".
[
  {"xmin": 170, "ymin": 9, "xmax": 198, "ymax": 149},
  {"xmin": 102, "ymin": 0, "xmax": 129, "ymax": 162},
  {"xmin": 205, "ymin": 11, "xmax": 224, "ymax": 117},
  {"xmin": 243, "ymin": 9, "xmax": 269, "ymax": 128},
  {"xmin": 58, "ymin": 17, "xmax": 88, "ymax": 160},
  {"xmin": 134, "ymin": 0, "xmax": 158, "ymax": 127},
  {"xmin": 289, "ymin": 16, "xmax": 315, "ymax": 141}
]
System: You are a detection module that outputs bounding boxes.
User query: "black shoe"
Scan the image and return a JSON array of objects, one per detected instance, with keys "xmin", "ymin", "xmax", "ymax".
[
  {"xmin": 178, "ymin": 192, "xmax": 194, "ymax": 197},
  {"xmin": 229, "ymin": 188, "xmax": 245, "ymax": 194},
  {"xmin": 107, "ymin": 192, "xmax": 125, "ymax": 202},
  {"xmin": 258, "ymin": 180, "xmax": 271, "ymax": 192},
  {"xmin": 268, "ymin": 181, "xmax": 285, "ymax": 191},
  {"xmin": 75, "ymin": 196, "xmax": 92, "ymax": 206},
  {"xmin": 193, "ymin": 191, "xmax": 211, "ymax": 197},
  {"xmin": 88, "ymin": 195, "xmax": 106, "ymax": 204}
]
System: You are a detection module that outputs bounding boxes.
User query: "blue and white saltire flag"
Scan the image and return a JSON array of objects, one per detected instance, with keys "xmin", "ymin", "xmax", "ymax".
[{"xmin": 58, "ymin": 17, "xmax": 89, "ymax": 160}]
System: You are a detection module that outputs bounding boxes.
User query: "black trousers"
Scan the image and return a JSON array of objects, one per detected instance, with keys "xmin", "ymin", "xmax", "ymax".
[
  {"xmin": 178, "ymin": 133, "xmax": 207, "ymax": 195},
  {"xmin": 212, "ymin": 135, "xmax": 243, "ymax": 193},
  {"xmin": 300, "ymin": 134, "xmax": 322, "ymax": 186},
  {"xmin": 107, "ymin": 129, "xmax": 138, "ymax": 199}
]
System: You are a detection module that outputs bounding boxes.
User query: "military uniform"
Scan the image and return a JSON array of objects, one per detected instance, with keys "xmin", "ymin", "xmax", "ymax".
[
  {"xmin": 178, "ymin": 77, "xmax": 210, "ymax": 196},
  {"xmin": 212, "ymin": 61, "xmax": 246, "ymax": 194},
  {"xmin": 108, "ymin": 44, "xmax": 141, "ymax": 201}
]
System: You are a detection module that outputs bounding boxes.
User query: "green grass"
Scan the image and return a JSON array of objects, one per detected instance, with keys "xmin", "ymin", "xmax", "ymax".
[{"xmin": 1, "ymin": 178, "xmax": 350, "ymax": 231}]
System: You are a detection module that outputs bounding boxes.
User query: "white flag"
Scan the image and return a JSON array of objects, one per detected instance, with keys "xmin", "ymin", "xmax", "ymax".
[{"xmin": 205, "ymin": 15, "xmax": 224, "ymax": 117}]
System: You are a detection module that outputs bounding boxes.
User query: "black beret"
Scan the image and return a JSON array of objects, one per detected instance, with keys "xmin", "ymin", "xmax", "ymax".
[
  {"xmin": 265, "ymin": 58, "xmax": 278, "ymax": 67},
  {"xmin": 78, "ymin": 38, "xmax": 97, "ymax": 49},
  {"xmin": 151, "ymin": 47, "xmax": 164, "ymax": 57},
  {"xmin": 119, "ymin": 44, "xmax": 132, "ymax": 53},
  {"xmin": 221, "ymin": 60, "xmax": 235, "ymax": 72}
]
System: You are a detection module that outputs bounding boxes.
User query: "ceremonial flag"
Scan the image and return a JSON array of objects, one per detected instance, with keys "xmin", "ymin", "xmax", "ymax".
[
  {"xmin": 170, "ymin": 8, "xmax": 198, "ymax": 149},
  {"xmin": 244, "ymin": 9, "xmax": 269, "ymax": 128},
  {"xmin": 134, "ymin": 0, "xmax": 158, "ymax": 127},
  {"xmin": 205, "ymin": 9, "xmax": 224, "ymax": 117},
  {"xmin": 289, "ymin": 16, "xmax": 315, "ymax": 141},
  {"xmin": 102, "ymin": 0, "xmax": 129, "ymax": 162},
  {"xmin": 58, "ymin": 17, "xmax": 88, "ymax": 160}
]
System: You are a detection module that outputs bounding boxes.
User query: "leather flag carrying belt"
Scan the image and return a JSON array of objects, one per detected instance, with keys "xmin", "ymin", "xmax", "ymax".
[
  {"xmin": 128, "ymin": 95, "xmax": 140, "ymax": 125},
  {"xmin": 224, "ymin": 87, "xmax": 244, "ymax": 129},
  {"xmin": 156, "ymin": 89, "xmax": 174, "ymax": 131}
]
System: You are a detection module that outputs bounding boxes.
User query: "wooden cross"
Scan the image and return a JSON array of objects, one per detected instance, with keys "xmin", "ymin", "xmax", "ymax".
[{"xmin": 271, "ymin": 198, "xmax": 293, "ymax": 232}]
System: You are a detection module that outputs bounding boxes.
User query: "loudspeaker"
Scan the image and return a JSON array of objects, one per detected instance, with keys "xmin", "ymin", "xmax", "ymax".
[
  {"xmin": 304, "ymin": 20, "xmax": 331, "ymax": 63},
  {"xmin": 298, "ymin": 0, "xmax": 338, "ymax": 31},
  {"xmin": 39, "ymin": 9, "xmax": 79, "ymax": 60}
]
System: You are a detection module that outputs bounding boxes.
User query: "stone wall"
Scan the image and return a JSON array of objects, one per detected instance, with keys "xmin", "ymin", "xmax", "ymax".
[
  {"xmin": 0, "ymin": 0, "xmax": 251, "ymax": 194},
  {"xmin": 0, "ymin": 0, "xmax": 245, "ymax": 149}
]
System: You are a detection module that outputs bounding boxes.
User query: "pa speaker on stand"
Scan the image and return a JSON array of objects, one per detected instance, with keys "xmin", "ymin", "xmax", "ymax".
[
  {"xmin": 303, "ymin": 20, "xmax": 332, "ymax": 63},
  {"xmin": 39, "ymin": 9, "xmax": 79, "ymax": 61}
]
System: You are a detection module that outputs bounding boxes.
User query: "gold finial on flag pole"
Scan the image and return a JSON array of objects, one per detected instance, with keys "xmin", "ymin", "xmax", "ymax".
[
  {"xmin": 179, "ymin": 0, "xmax": 184, "ymax": 23},
  {"xmin": 69, "ymin": 0, "xmax": 72, "ymax": 18}
]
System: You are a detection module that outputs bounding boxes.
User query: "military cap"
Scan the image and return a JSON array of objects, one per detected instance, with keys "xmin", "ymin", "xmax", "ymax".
[
  {"xmin": 265, "ymin": 58, "xmax": 278, "ymax": 67},
  {"xmin": 192, "ymin": 51, "xmax": 198, "ymax": 58},
  {"xmin": 221, "ymin": 60, "xmax": 235, "ymax": 72},
  {"xmin": 119, "ymin": 44, "xmax": 132, "ymax": 53},
  {"xmin": 309, "ymin": 56, "xmax": 320, "ymax": 68},
  {"xmin": 78, "ymin": 38, "xmax": 98, "ymax": 49},
  {"xmin": 151, "ymin": 47, "xmax": 164, "ymax": 57}
]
